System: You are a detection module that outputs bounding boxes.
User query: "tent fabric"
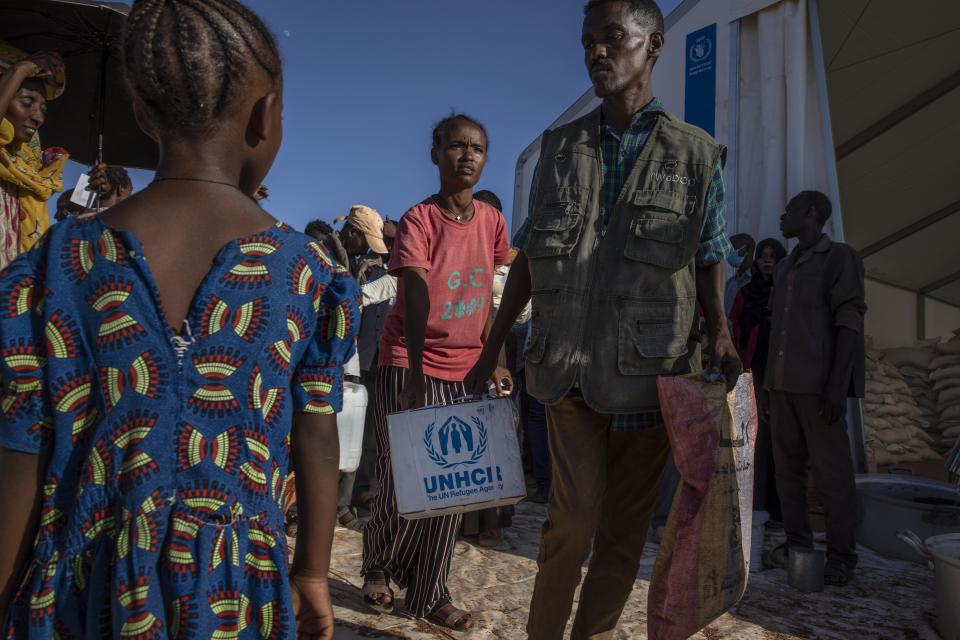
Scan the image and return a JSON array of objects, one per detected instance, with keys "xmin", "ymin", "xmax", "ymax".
[
  {"xmin": 728, "ymin": 0, "xmax": 783, "ymax": 22},
  {"xmin": 820, "ymin": 0, "xmax": 960, "ymax": 306},
  {"xmin": 734, "ymin": 0, "xmax": 839, "ymax": 245},
  {"xmin": 512, "ymin": 93, "xmax": 597, "ymax": 233}
]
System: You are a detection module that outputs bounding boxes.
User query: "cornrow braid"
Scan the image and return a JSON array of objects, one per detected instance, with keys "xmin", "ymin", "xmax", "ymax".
[
  {"xmin": 177, "ymin": 0, "xmax": 241, "ymax": 115},
  {"xmin": 183, "ymin": 0, "xmax": 281, "ymax": 77},
  {"xmin": 140, "ymin": 0, "xmax": 167, "ymax": 104},
  {"xmin": 123, "ymin": 0, "xmax": 281, "ymax": 137},
  {"xmin": 168, "ymin": 1, "xmax": 204, "ymax": 109}
]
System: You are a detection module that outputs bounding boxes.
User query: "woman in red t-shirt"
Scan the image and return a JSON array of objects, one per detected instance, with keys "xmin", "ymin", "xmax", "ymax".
[{"xmin": 361, "ymin": 115, "xmax": 510, "ymax": 630}]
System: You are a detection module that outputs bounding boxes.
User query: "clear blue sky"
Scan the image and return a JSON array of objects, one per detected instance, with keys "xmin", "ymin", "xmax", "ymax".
[{"xmin": 57, "ymin": 0, "xmax": 681, "ymax": 233}]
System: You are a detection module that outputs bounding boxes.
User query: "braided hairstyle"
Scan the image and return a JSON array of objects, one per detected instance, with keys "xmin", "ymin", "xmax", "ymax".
[
  {"xmin": 123, "ymin": 0, "xmax": 282, "ymax": 137},
  {"xmin": 104, "ymin": 166, "xmax": 132, "ymax": 195}
]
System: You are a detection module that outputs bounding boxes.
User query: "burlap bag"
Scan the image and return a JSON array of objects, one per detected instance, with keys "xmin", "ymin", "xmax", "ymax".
[
  {"xmin": 936, "ymin": 337, "xmax": 960, "ymax": 355},
  {"xmin": 648, "ymin": 373, "xmax": 757, "ymax": 640},
  {"xmin": 882, "ymin": 346, "xmax": 936, "ymax": 370},
  {"xmin": 931, "ymin": 354, "xmax": 960, "ymax": 370}
]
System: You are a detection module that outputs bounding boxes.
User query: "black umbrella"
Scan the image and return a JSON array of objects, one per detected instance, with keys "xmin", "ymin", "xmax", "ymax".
[{"xmin": 0, "ymin": 0, "xmax": 158, "ymax": 169}]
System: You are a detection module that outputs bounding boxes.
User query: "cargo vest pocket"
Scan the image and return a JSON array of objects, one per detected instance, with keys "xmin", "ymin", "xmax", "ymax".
[
  {"xmin": 525, "ymin": 201, "xmax": 585, "ymax": 259},
  {"xmin": 617, "ymin": 304, "xmax": 690, "ymax": 375},
  {"xmin": 524, "ymin": 325, "xmax": 547, "ymax": 365},
  {"xmin": 623, "ymin": 191, "xmax": 695, "ymax": 270},
  {"xmin": 523, "ymin": 305, "xmax": 550, "ymax": 365}
]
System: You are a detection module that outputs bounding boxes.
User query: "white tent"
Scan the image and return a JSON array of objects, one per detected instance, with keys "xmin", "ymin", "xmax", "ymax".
[{"xmin": 513, "ymin": 0, "xmax": 960, "ymax": 349}]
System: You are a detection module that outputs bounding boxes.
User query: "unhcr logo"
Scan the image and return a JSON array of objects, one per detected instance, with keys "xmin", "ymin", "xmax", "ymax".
[
  {"xmin": 422, "ymin": 416, "xmax": 500, "ymax": 498},
  {"xmin": 424, "ymin": 416, "xmax": 487, "ymax": 469}
]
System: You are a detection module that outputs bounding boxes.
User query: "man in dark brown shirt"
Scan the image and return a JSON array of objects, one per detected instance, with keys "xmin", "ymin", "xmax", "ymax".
[{"xmin": 762, "ymin": 190, "xmax": 866, "ymax": 587}]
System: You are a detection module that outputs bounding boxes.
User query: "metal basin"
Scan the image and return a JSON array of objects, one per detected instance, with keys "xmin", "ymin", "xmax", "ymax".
[
  {"xmin": 855, "ymin": 474, "xmax": 960, "ymax": 563},
  {"xmin": 899, "ymin": 531, "xmax": 960, "ymax": 640}
]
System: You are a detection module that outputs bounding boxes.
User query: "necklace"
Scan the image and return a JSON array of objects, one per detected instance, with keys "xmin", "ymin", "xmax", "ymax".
[
  {"xmin": 153, "ymin": 176, "xmax": 242, "ymax": 190},
  {"xmin": 432, "ymin": 195, "xmax": 473, "ymax": 223}
]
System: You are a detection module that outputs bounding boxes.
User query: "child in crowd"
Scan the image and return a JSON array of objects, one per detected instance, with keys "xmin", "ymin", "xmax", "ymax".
[{"xmin": 0, "ymin": 1, "xmax": 359, "ymax": 638}]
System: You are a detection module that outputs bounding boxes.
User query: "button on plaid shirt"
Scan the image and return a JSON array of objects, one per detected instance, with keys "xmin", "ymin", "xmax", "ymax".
[{"xmin": 514, "ymin": 99, "xmax": 732, "ymax": 430}]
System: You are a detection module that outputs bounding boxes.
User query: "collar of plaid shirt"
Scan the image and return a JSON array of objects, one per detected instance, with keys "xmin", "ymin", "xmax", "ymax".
[{"xmin": 598, "ymin": 98, "xmax": 666, "ymax": 219}]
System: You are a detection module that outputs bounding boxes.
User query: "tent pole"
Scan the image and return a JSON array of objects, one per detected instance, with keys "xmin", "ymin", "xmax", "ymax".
[
  {"xmin": 836, "ymin": 69, "xmax": 960, "ymax": 160},
  {"xmin": 727, "ymin": 19, "xmax": 741, "ymax": 235},
  {"xmin": 917, "ymin": 294, "xmax": 926, "ymax": 342},
  {"xmin": 920, "ymin": 268, "xmax": 960, "ymax": 295},
  {"xmin": 859, "ymin": 198, "xmax": 960, "ymax": 259},
  {"xmin": 92, "ymin": 33, "xmax": 109, "ymax": 213},
  {"xmin": 97, "ymin": 28, "xmax": 109, "ymax": 165},
  {"xmin": 865, "ymin": 275, "xmax": 959, "ymax": 309}
]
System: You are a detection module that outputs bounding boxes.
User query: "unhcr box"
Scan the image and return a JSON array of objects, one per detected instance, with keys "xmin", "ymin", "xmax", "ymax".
[{"xmin": 388, "ymin": 397, "xmax": 526, "ymax": 520}]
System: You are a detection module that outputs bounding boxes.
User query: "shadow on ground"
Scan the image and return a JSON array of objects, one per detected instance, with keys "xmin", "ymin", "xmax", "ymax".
[{"xmin": 309, "ymin": 502, "xmax": 940, "ymax": 639}]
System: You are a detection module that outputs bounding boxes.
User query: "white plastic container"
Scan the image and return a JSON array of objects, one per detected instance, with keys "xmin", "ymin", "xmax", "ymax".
[
  {"xmin": 338, "ymin": 381, "xmax": 368, "ymax": 472},
  {"xmin": 388, "ymin": 397, "xmax": 526, "ymax": 520}
]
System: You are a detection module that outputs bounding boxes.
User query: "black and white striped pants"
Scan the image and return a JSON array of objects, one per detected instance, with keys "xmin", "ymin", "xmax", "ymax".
[{"xmin": 361, "ymin": 365, "xmax": 465, "ymax": 618}]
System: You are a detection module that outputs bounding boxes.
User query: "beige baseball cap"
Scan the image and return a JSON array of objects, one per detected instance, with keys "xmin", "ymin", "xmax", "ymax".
[{"xmin": 339, "ymin": 205, "xmax": 388, "ymax": 254}]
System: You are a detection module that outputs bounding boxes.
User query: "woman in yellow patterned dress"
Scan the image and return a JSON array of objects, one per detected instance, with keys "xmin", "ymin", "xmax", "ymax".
[{"xmin": 0, "ymin": 44, "xmax": 68, "ymax": 271}]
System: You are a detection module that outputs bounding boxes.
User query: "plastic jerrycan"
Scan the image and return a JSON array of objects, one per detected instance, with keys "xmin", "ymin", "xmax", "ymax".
[{"xmin": 338, "ymin": 381, "xmax": 368, "ymax": 472}]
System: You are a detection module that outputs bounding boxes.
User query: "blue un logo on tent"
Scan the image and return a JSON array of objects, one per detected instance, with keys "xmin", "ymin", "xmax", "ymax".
[
  {"xmin": 424, "ymin": 416, "xmax": 487, "ymax": 469},
  {"xmin": 689, "ymin": 33, "xmax": 713, "ymax": 64}
]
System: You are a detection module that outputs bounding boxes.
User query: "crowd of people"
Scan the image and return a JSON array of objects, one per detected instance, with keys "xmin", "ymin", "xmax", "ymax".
[{"xmin": 0, "ymin": 0, "xmax": 872, "ymax": 638}]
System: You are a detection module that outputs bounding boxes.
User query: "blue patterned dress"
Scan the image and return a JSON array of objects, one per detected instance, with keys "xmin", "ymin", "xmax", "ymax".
[{"xmin": 0, "ymin": 215, "xmax": 359, "ymax": 639}]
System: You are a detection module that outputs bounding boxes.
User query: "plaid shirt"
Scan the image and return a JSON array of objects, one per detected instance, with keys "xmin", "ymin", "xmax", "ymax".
[{"xmin": 515, "ymin": 99, "xmax": 731, "ymax": 430}]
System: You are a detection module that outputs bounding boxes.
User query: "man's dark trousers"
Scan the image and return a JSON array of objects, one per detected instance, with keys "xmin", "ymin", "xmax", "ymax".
[{"xmin": 770, "ymin": 391, "xmax": 858, "ymax": 568}]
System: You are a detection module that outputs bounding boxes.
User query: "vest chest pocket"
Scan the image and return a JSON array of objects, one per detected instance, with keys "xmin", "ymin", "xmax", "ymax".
[
  {"xmin": 624, "ymin": 191, "xmax": 696, "ymax": 270},
  {"xmin": 525, "ymin": 201, "xmax": 585, "ymax": 259}
]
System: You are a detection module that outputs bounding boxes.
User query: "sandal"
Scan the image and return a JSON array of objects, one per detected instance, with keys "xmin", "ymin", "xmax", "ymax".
[
  {"xmin": 362, "ymin": 569, "xmax": 394, "ymax": 614},
  {"xmin": 427, "ymin": 600, "xmax": 474, "ymax": 631},
  {"xmin": 338, "ymin": 507, "xmax": 366, "ymax": 532},
  {"xmin": 478, "ymin": 528, "xmax": 502, "ymax": 548}
]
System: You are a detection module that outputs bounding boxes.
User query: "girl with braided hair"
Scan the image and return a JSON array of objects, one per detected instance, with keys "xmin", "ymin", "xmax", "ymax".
[{"xmin": 0, "ymin": 1, "xmax": 359, "ymax": 638}]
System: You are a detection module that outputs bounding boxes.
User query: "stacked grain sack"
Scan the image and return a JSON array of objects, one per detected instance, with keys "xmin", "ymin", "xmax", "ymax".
[
  {"xmin": 931, "ymin": 331, "xmax": 960, "ymax": 453},
  {"xmin": 881, "ymin": 340, "xmax": 944, "ymax": 452},
  {"xmin": 863, "ymin": 342, "xmax": 941, "ymax": 467}
]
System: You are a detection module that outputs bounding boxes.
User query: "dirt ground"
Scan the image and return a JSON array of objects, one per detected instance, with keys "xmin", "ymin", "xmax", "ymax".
[{"xmin": 289, "ymin": 502, "xmax": 944, "ymax": 639}]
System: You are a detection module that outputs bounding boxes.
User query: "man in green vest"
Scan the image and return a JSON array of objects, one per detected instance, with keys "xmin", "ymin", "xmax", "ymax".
[{"xmin": 465, "ymin": 0, "xmax": 741, "ymax": 637}]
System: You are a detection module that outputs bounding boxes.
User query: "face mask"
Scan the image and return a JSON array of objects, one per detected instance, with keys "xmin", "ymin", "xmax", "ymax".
[{"xmin": 726, "ymin": 250, "xmax": 745, "ymax": 269}]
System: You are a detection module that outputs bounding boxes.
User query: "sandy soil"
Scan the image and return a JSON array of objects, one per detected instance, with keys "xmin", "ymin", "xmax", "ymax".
[{"xmin": 298, "ymin": 502, "xmax": 943, "ymax": 639}]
